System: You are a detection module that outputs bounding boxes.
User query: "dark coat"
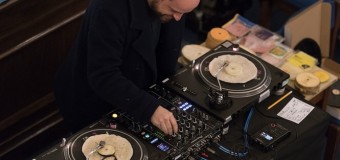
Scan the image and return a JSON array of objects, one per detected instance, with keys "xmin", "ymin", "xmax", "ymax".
[{"xmin": 54, "ymin": 0, "xmax": 184, "ymax": 131}]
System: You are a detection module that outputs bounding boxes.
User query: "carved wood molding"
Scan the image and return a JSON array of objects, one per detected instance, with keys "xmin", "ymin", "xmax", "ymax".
[{"xmin": 0, "ymin": 0, "xmax": 89, "ymax": 56}]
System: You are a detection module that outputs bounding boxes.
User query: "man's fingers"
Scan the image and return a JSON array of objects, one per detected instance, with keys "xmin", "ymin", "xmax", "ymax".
[
  {"xmin": 160, "ymin": 122, "xmax": 168, "ymax": 134},
  {"xmin": 164, "ymin": 119, "xmax": 173, "ymax": 135},
  {"xmin": 150, "ymin": 106, "xmax": 179, "ymax": 135},
  {"xmin": 170, "ymin": 115, "xmax": 178, "ymax": 134}
]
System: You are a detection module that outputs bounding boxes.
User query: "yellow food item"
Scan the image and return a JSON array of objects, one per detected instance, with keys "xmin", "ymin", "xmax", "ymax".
[
  {"xmin": 313, "ymin": 71, "xmax": 330, "ymax": 83},
  {"xmin": 295, "ymin": 72, "xmax": 320, "ymax": 94},
  {"xmin": 205, "ymin": 28, "xmax": 231, "ymax": 49},
  {"xmin": 210, "ymin": 28, "xmax": 230, "ymax": 42}
]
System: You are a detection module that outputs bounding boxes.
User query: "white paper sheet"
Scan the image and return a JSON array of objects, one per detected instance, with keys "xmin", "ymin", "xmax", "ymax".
[{"xmin": 277, "ymin": 97, "xmax": 314, "ymax": 124}]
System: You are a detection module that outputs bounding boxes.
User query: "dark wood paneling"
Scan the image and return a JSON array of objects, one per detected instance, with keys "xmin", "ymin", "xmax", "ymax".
[{"xmin": 0, "ymin": 0, "xmax": 89, "ymax": 159}]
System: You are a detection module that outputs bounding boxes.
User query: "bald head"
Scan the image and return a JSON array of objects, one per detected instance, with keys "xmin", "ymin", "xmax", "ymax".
[
  {"xmin": 148, "ymin": 0, "xmax": 200, "ymax": 22},
  {"xmin": 170, "ymin": 0, "xmax": 200, "ymax": 13}
]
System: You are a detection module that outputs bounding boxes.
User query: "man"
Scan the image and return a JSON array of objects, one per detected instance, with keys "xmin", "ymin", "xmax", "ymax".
[{"xmin": 54, "ymin": 0, "xmax": 200, "ymax": 135}]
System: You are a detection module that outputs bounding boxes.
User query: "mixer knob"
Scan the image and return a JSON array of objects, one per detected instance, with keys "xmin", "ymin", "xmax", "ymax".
[
  {"xmin": 204, "ymin": 124, "xmax": 208, "ymax": 130},
  {"xmin": 147, "ymin": 125, "xmax": 154, "ymax": 131},
  {"xmin": 185, "ymin": 129, "xmax": 189, "ymax": 136},
  {"xmin": 176, "ymin": 135, "xmax": 182, "ymax": 147},
  {"xmin": 205, "ymin": 115, "xmax": 209, "ymax": 121},
  {"xmin": 198, "ymin": 128, "xmax": 202, "ymax": 134},
  {"xmin": 176, "ymin": 134, "xmax": 182, "ymax": 141},
  {"xmin": 187, "ymin": 115, "xmax": 192, "ymax": 121},
  {"xmin": 176, "ymin": 142, "xmax": 181, "ymax": 147},
  {"xmin": 192, "ymin": 118, "xmax": 197, "ymax": 124},
  {"xmin": 179, "ymin": 126, "xmax": 184, "ymax": 133},
  {"xmin": 180, "ymin": 119, "xmax": 185, "ymax": 125},
  {"xmin": 202, "ymin": 112, "xmax": 205, "ymax": 119},
  {"xmin": 197, "ymin": 110, "xmax": 201, "ymax": 117},
  {"xmin": 181, "ymin": 112, "xmax": 187, "ymax": 118},
  {"xmin": 198, "ymin": 120, "xmax": 203, "ymax": 127},
  {"xmin": 176, "ymin": 115, "xmax": 180, "ymax": 121},
  {"xmin": 186, "ymin": 122, "xmax": 191, "ymax": 129},
  {"xmin": 172, "ymin": 132, "xmax": 177, "ymax": 137},
  {"xmin": 190, "ymin": 132, "xmax": 195, "ymax": 139},
  {"xmin": 191, "ymin": 125, "xmax": 196, "ymax": 132},
  {"xmin": 183, "ymin": 137, "xmax": 189, "ymax": 144}
]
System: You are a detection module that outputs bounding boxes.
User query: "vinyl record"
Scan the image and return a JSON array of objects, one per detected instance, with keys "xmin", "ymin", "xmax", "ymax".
[
  {"xmin": 195, "ymin": 50, "xmax": 271, "ymax": 98},
  {"xmin": 208, "ymin": 54, "xmax": 258, "ymax": 83},
  {"xmin": 63, "ymin": 128, "xmax": 148, "ymax": 160}
]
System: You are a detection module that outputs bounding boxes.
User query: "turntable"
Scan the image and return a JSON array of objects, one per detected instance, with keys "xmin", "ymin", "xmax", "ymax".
[
  {"xmin": 63, "ymin": 129, "xmax": 147, "ymax": 160},
  {"xmin": 34, "ymin": 125, "xmax": 150, "ymax": 160},
  {"xmin": 33, "ymin": 106, "xmax": 223, "ymax": 160},
  {"xmin": 160, "ymin": 41, "xmax": 290, "ymax": 122}
]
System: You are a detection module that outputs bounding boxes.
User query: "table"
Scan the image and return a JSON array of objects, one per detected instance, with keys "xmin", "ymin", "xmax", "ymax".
[
  {"xmin": 32, "ymin": 89, "xmax": 330, "ymax": 160},
  {"xmin": 218, "ymin": 89, "xmax": 330, "ymax": 160}
]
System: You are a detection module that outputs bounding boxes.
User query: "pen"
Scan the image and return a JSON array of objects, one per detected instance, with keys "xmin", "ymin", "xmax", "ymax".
[{"xmin": 267, "ymin": 91, "xmax": 292, "ymax": 110}]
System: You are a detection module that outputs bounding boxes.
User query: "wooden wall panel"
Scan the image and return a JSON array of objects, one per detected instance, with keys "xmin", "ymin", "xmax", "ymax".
[{"xmin": 0, "ymin": 0, "xmax": 89, "ymax": 159}]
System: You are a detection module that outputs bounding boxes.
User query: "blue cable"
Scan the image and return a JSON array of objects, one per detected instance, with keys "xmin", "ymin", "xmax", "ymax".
[
  {"xmin": 216, "ymin": 143, "xmax": 248, "ymax": 157},
  {"xmin": 244, "ymin": 107, "xmax": 255, "ymax": 148},
  {"xmin": 215, "ymin": 106, "xmax": 255, "ymax": 157}
]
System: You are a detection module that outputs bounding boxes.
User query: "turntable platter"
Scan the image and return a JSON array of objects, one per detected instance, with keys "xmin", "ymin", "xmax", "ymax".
[
  {"xmin": 196, "ymin": 50, "xmax": 272, "ymax": 98},
  {"xmin": 64, "ymin": 129, "xmax": 147, "ymax": 160},
  {"xmin": 82, "ymin": 134, "xmax": 133, "ymax": 160},
  {"xmin": 209, "ymin": 54, "xmax": 257, "ymax": 83}
]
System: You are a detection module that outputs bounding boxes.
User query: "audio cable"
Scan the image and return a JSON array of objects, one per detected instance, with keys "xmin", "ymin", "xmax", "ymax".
[
  {"xmin": 213, "ymin": 106, "xmax": 255, "ymax": 158},
  {"xmin": 244, "ymin": 106, "xmax": 255, "ymax": 148}
]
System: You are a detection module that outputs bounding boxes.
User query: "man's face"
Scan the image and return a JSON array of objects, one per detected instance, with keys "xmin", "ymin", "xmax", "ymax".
[
  {"xmin": 149, "ymin": 0, "xmax": 174, "ymax": 23},
  {"xmin": 149, "ymin": 0, "xmax": 199, "ymax": 23}
]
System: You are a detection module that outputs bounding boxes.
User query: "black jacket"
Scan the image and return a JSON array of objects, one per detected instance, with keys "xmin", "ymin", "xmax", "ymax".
[{"xmin": 54, "ymin": 0, "xmax": 184, "ymax": 131}]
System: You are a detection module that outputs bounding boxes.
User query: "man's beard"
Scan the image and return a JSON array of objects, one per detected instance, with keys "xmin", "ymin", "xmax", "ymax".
[{"xmin": 149, "ymin": 0, "xmax": 173, "ymax": 23}]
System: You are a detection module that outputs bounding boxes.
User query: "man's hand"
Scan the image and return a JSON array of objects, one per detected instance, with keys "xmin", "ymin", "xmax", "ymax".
[{"xmin": 151, "ymin": 106, "xmax": 178, "ymax": 135}]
